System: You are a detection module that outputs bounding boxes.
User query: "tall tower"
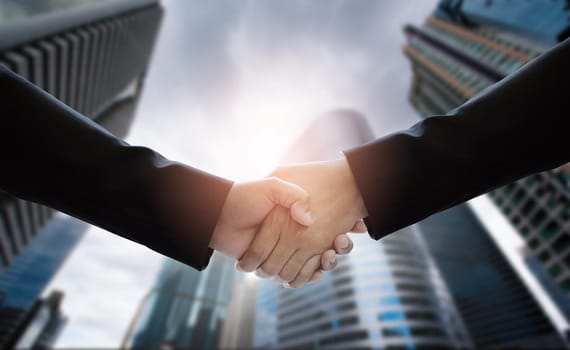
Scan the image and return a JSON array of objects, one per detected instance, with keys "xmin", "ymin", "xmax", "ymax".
[
  {"xmin": 403, "ymin": 0, "xmax": 570, "ymax": 346},
  {"xmin": 0, "ymin": 0, "xmax": 163, "ymax": 271},
  {"xmin": 0, "ymin": 215, "xmax": 88, "ymax": 349},
  {"xmin": 417, "ymin": 205, "xmax": 565, "ymax": 348},
  {"xmin": 122, "ymin": 254, "xmax": 236, "ymax": 350},
  {"xmin": 254, "ymin": 110, "xmax": 472, "ymax": 349},
  {"xmin": 0, "ymin": 0, "xmax": 164, "ymax": 346}
]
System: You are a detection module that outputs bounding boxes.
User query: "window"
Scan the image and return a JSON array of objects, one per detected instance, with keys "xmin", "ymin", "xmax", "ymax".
[
  {"xmin": 333, "ymin": 276, "xmax": 352, "ymax": 287},
  {"xmin": 529, "ymin": 238, "xmax": 540, "ymax": 249},
  {"xmin": 396, "ymin": 283, "xmax": 427, "ymax": 293},
  {"xmin": 411, "ymin": 327, "xmax": 447, "ymax": 338},
  {"xmin": 319, "ymin": 331, "xmax": 368, "ymax": 346},
  {"xmin": 539, "ymin": 250, "xmax": 551, "ymax": 263},
  {"xmin": 531, "ymin": 210, "xmax": 547, "ymax": 227},
  {"xmin": 549, "ymin": 264, "xmax": 563, "ymax": 278},
  {"xmin": 383, "ymin": 327, "xmax": 411, "ymax": 338},
  {"xmin": 560, "ymin": 278, "xmax": 570, "ymax": 293},
  {"xmin": 406, "ymin": 311, "xmax": 438, "ymax": 321},
  {"xmin": 540, "ymin": 222, "xmax": 559, "ymax": 241},
  {"xmin": 379, "ymin": 296, "xmax": 401, "ymax": 306},
  {"xmin": 379, "ymin": 311, "xmax": 405, "ymax": 322},
  {"xmin": 339, "ymin": 316, "xmax": 359, "ymax": 327},
  {"xmin": 335, "ymin": 289, "xmax": 354, "ymax": 299},
  {"xmin": 337, "ymin": 301, "xmax": 356, "ymax": 312},
  {"xmin": 552, "ymin": 234, "xmax": 570, "ymax": 254}
]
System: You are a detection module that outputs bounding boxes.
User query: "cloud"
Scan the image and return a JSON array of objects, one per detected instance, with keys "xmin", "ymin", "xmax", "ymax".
[{"xmin": 47, "ymin": 226, "xmax": 162, "ymax": 348}]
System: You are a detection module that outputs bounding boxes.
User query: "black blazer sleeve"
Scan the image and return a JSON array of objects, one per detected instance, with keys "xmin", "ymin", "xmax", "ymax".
[
  {"xmin": 0, "ymin": 64, "xmax": 233, "ymax": 270},
  {"xmin": 345, "ymin": 38, "xmax": 570, "ymax": 240}
]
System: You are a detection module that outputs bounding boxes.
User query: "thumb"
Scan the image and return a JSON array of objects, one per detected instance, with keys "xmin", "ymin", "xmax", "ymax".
[
  {"xmin": 350, "ymin": 219, "xmax": 368, "ymax": 233},
  {"xmin": 266, "ymin": 177, "xmax": 313, "ymax": 226}
]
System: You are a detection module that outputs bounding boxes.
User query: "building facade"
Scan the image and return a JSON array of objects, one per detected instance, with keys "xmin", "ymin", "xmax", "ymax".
[
  {"xmin": 0, "ymin": 215, "xmax": 87, "ymax": 349},
  {"xmin": 255, "ymin": 110, "xmax": 472, "ymax": 349},
  {"xmin": 14, "ymin": 290, "xmax": 68, "ymax": 350},
  {"xmin": 0, "ymin": 0, "xmax": 163, "ymax": 346},
  {"xmin": 417, "ymin": 205, "xmax": 565, "ymax": 348},
  {"xmin": 404, "ymin": 0, "xmax": 570, "ymax": 327},
  {"xmin": 122, "ymin": 254, "xmax": 237, "ymax": 350}
]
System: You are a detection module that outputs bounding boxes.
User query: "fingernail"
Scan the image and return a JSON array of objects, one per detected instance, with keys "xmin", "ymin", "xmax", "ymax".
[
  {"xmin": 330, "ymin": 256, "xmax": 336, "ymax": 265},
  {"xmin": 235, "ymin": 263, "xmax": 244, "ymax": 272},
  {"xmin": 341, "ymin": 236, "xmax": 350, "ymax": 249},
  {"xmin": 283, "ymin": 283, "xmax": 291, "ymax": 289}
]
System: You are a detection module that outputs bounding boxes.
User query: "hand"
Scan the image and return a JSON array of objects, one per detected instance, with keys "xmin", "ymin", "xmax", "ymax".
[
  {"xmin": 249, "ymin": 206, "xmax": 366, "ymax": 287},
  {"xmin": 237, "ymin": 157, "xmax": 368, "ymax": 286},
  {"xmin": 209, "ymin": 177, "xmax": 313, "ymax": 259}
]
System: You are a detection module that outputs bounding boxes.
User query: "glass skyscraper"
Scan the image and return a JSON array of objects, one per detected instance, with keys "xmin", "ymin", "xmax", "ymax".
[
  {"xmin": 418, "ymin": 205, "xmax": 565, "ymax": 348},
  {"xmin": 122, "ymin": 254, "xmax": 237, "ymax": 350},
  {"xmin": 255, "ymin": 110, "xmax": 472, "ymax": 349},
  {"xmin": 0, "ymin": 215, "xmax": 87, "ymax": 349},
  {"xmin": 0, "ymin": 0, "xmax": 163, "ymax": 346},
  {"xmin": 256, "ymin": 232, "xmax": 473, "ymax": 350},
  {"xmin": 404, "ymin": 0, "xmax": 570, "ymax": 332}
]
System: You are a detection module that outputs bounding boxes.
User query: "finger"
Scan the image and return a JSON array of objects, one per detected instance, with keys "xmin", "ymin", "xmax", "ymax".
[
  {"xmin": 287, "ymin": 255, "xmax": 321, "ymax": 288},
  {"xmin": 255, "ymin": 268, "xmax": 271, "ymax": 278},
  {"xmin": 265, "ymin": 177, "xmax": 313, "ymax": 226},
  {"xmin": 279, "ymin": 250, "xmax": 312, "ymax": 283},
  {"xmin": 258, "ymin": 239, "xmax": 298, "ymax": 278},
  {"xmin": 237, "ymin": 207, "xmax": 286, "ymax": 272},
  {"xmin": 309, "ymin": 270, "xmax": 324, "ymax": 283},
  {"xmin": 333, "ymin": 234, "xmax": 354, "ymax": 255},
  {"xmin": 320, "ymin": 250, "xmax": 337, "ymax": 271},
  {"xmin": 351, "ymin": 219, "xmax": 368, "ymax": 233}
]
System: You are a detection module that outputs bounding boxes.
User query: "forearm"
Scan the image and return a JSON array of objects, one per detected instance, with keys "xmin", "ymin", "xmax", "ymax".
[
  {"xmin": 0, "ymin": 64, "xmax": 232, "ymax": 270},
  {"xmin": 346, "ymin": 38, "xmax": 570, "ymax": 239}
]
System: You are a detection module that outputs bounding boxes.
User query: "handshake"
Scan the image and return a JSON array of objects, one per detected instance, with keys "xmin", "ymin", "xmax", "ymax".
[{"xmin": 209, "ymin": 156, "xmax": 368, "ymax": 288}]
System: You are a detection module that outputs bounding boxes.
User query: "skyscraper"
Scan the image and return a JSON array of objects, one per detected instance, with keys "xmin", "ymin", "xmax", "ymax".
[
  {"xmin": 122, "ymin": 254, "xmax": 237, "ymax": 350},
  {"xmin": 0, "ymin": 0, "xmax": 164, "ymax": 271},
  {"xmin": 403, "ymin": 0, "xmax": 570, "ymax": 346},
  {"xmin": 418, "ymin": 205, "xmax": 565, "ymax": 348},
  {"xmin": 0, "ymin": 0, "xmax": 163, "ymax": 346},
  {"xmin": 0, "ymin": 215, "xmax": 87, "ymax": 349},
  {"xmin": 13, "ymin": 290, "xmax": 68, "ymax": 350},
  {"xmin": 254, "ymin": 110, "xmax": 472, "ymax": 349}
]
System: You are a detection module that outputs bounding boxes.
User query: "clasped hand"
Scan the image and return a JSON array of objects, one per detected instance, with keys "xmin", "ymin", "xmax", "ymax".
[{"xmin": 210, "ymin": 157, "xmax": 367, "ymax": 288}]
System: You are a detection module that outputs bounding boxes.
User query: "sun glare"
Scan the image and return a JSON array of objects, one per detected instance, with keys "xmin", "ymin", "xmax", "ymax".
[{"xmin": 214, "ymin": 47, "xmax": 361, "ymax": 181}]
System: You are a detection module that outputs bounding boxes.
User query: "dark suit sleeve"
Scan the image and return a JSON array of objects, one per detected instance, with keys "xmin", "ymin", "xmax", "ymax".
[
  {"xmin": 0, "ymin": 64, "xmax": 233, "ymax": 270},
  {"xmin": 345, "ymin": 38, "xmax": 570, "ymax": 240}
]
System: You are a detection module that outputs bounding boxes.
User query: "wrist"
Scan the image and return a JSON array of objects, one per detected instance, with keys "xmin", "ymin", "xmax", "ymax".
[{"xmin": 332, "ymin": 157, "xmax": 368, "ymax": 218}]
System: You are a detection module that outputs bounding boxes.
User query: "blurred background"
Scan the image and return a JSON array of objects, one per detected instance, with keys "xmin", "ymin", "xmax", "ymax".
[{"xmin": 0, "ymin": 0, "xmax": 570, "ymax": 349}]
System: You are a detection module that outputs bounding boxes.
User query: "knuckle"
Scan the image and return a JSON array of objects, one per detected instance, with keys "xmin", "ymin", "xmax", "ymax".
[
  {"xmin": 279, "ymin": 269, "xmax": 296, "ymax": 283},
  {"xmin": 259, "ymin": 264, "xmax": 277, "ymax": 277}
]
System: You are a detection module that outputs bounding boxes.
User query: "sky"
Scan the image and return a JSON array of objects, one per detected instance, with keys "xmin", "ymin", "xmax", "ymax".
[{"xmin": 46, "ymin": 0, "xmax": 442, "ymax": 347}]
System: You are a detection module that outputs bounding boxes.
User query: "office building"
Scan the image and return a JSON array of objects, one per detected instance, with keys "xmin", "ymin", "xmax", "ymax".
[
  {"xmin": 0, "ymin": 0, "xmax": 164, "ymax": 271},
  {"xmin": 122, "ymin": 254, "xmax": 237, "ymax": 350},
  {"xmin": 417, "ymin": 205, "xmax": 565, "ymax": 348},
  {"xmin": 404, "ymin": 0, "xmax": 570, "ymax": 328},
  {"xmin": 0, "ymin": 0, "xmax": 164, "ymax": 346},
  {"xmin": 255, "ymin": 110, "xmax": 473, "ymax": 349},
  {"xmin": 13, "ymin": 290, "xmax": 68, "ymax": 350},
  {"xmin": 219, "ymin": 274, "xmax": 257, "ymax": 349},
  {"xmin": 0, "ymin": 215, "xmax": 87, "ymax": 349}
]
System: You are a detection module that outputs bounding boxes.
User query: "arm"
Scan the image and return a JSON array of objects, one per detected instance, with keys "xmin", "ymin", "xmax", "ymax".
[
  {"xmin": 0, "ymin": 64, "xmax": 312, "ymax": 270},
  {"xmin": 346, "ymin": 37, "xmax": 570, "ymax": 239},
  {"xmin": 238, "ymin": 38, "xmax": 570, "ymax": 284}
]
